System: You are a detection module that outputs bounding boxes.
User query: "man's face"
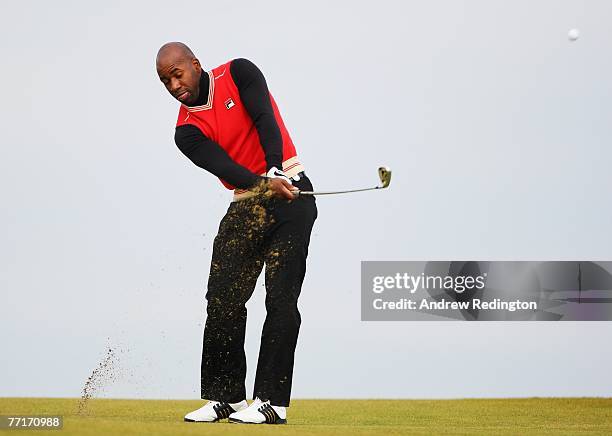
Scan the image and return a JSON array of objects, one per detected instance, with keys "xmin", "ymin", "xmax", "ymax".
[{"xmin": 157, "ymin": 53, "xmax": 201, "ymax": 105}]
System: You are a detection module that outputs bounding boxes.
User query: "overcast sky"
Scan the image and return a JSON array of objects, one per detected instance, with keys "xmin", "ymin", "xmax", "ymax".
[{"xmin": 1, "ymin": 0, "xmax": 611, "ymax": 400}]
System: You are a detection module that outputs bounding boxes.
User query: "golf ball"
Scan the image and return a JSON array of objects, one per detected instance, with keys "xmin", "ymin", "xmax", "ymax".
[{"xmin": 568, "ymin": 28, "xmax": 580, "ymax": 41}]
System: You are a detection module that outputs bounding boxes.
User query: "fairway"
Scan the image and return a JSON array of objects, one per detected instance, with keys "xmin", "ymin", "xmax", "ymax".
[{"xmin": 1, "ymin": 397, "xmax": 611, "ymax": 435}]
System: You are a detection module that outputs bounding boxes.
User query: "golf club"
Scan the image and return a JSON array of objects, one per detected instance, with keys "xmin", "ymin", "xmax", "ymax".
[{"xmin": 294, "ymin": 166, "xmax": 392, "ymax": 196}]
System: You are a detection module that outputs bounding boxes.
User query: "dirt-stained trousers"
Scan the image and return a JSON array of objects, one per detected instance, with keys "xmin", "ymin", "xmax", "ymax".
[{"xmin": 200, "ymin": 175, "xmax": 317, "ymax": 407}]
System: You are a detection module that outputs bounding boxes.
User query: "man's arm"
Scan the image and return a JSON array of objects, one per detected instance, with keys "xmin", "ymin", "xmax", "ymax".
[
  {"xmin": 174, "ymin": 124, "xmax": 263, "ymax": 189},
  {"xmin": 230, "ymin": 58, "xmax": 283, "ymax": 171}
]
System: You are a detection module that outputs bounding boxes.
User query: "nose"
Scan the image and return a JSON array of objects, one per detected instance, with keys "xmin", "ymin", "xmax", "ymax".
[{"xmin": 169, "ymin": 77, "xmax": 181, "ymax": 93}]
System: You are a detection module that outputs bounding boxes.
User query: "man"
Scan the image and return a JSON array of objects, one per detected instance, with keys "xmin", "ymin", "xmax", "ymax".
[{"xmin": 156, "ymin": 42, "xmax": 317, "ymax": 425}]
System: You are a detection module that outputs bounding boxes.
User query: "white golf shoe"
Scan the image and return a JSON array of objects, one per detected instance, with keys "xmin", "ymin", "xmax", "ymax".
[
  {"xmin": 228, "ymin": 397, "xmax": 287, "ymax": 424},
  {"xmin": 184, "ymin": 400, "xmax": 248, "ymax": 422}
]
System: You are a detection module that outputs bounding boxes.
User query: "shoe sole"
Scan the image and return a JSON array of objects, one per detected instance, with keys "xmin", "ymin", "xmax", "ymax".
[
  {"xmin": 228, "ymin": 417, "xmax": 286, "ymax": 425},
  {"xmin": 184, "ymin": 418, "xmax": 222, "ymax": 423}
]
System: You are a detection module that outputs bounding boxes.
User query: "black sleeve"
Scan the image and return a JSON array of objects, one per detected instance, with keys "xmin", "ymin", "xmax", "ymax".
[
  {"xmin": 230, "ymin": 58, "xmax": 283, "ymax": 171},
  {"xmin": 174, "ymin": 124, "xmax": 263, "ymax": 189}
]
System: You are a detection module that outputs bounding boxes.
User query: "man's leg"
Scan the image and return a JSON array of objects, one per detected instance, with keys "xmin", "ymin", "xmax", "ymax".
[
  {"xmin": 201, "ymin": 200, "xmax": 269, "ymax": 403},
  {"xmin": 253, "ymin": 178, "xmax": 317, "ymax": 407}
]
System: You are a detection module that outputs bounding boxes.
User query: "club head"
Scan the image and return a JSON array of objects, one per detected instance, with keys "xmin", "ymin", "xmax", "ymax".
[{"xmin": 378, "ymin": 166, "xmax": 392, "ymax": 189}]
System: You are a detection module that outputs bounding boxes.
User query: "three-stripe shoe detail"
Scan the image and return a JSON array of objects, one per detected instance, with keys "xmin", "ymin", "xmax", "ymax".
[
  {"xmin": 212, "ymin": 402, "xmax": 234, "ymax": 420},
  {"xmin": 184, "ymin": 399, "xmax": 248, "ymax": 422},
  {"xmin": 227, "ymin": 398, "xmax": 287, "ymax": 424},
  {"xmin": 257, "ymin": 403, "xmax": 284, "ymax": 424}
]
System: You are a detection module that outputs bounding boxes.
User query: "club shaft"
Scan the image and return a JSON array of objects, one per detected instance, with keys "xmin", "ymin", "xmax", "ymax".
[{"xmin": 296, "ymin": 186, "xmax": 382, "ymax": 196}]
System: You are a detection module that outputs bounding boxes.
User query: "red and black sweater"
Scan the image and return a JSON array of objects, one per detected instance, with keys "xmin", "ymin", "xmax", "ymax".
[{"xmin": 174, "ymin": 58, "xmax": 303, "ymax": 192}]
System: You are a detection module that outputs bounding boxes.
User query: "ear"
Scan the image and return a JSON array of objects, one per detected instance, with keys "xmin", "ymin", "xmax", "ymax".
[{"xmin": 192, "ymin": 58, "xmax": 202, "ymax": 72}]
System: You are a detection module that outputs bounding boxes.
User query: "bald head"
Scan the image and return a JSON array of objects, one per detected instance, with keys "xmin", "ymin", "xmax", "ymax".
[
  {"xmin": 156, "ymin": 42, "xmax": 202, "ymax": 105},
  {"xmin": 156, "ymin": 42, "xmax": 195, "ymax": 66}
]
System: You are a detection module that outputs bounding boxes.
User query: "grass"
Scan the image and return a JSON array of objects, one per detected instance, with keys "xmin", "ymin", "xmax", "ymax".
[{"xmin": 1, "ymin": 397, "xmax": 611, "ymax": 435}]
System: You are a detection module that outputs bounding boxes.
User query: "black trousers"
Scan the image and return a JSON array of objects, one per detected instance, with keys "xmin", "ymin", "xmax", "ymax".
[{"xmin": 200, "ymin": 176, "xmax": 317, "ymax": 407}]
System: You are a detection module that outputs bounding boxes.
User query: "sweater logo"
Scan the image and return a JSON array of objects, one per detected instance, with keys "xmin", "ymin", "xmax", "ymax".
[{"xmin": 224, "ymin": 98, "xmax": 235, "ymax": 110}]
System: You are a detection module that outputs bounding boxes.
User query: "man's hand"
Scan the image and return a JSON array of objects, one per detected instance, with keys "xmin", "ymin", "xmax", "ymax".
[
  {"xmin": 266, "ymin": 177, "xmax": 297, "ymax": 200},
  {"xmin": 263, "ymin": 167, "xmax": 297, "ymax": 200}
]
